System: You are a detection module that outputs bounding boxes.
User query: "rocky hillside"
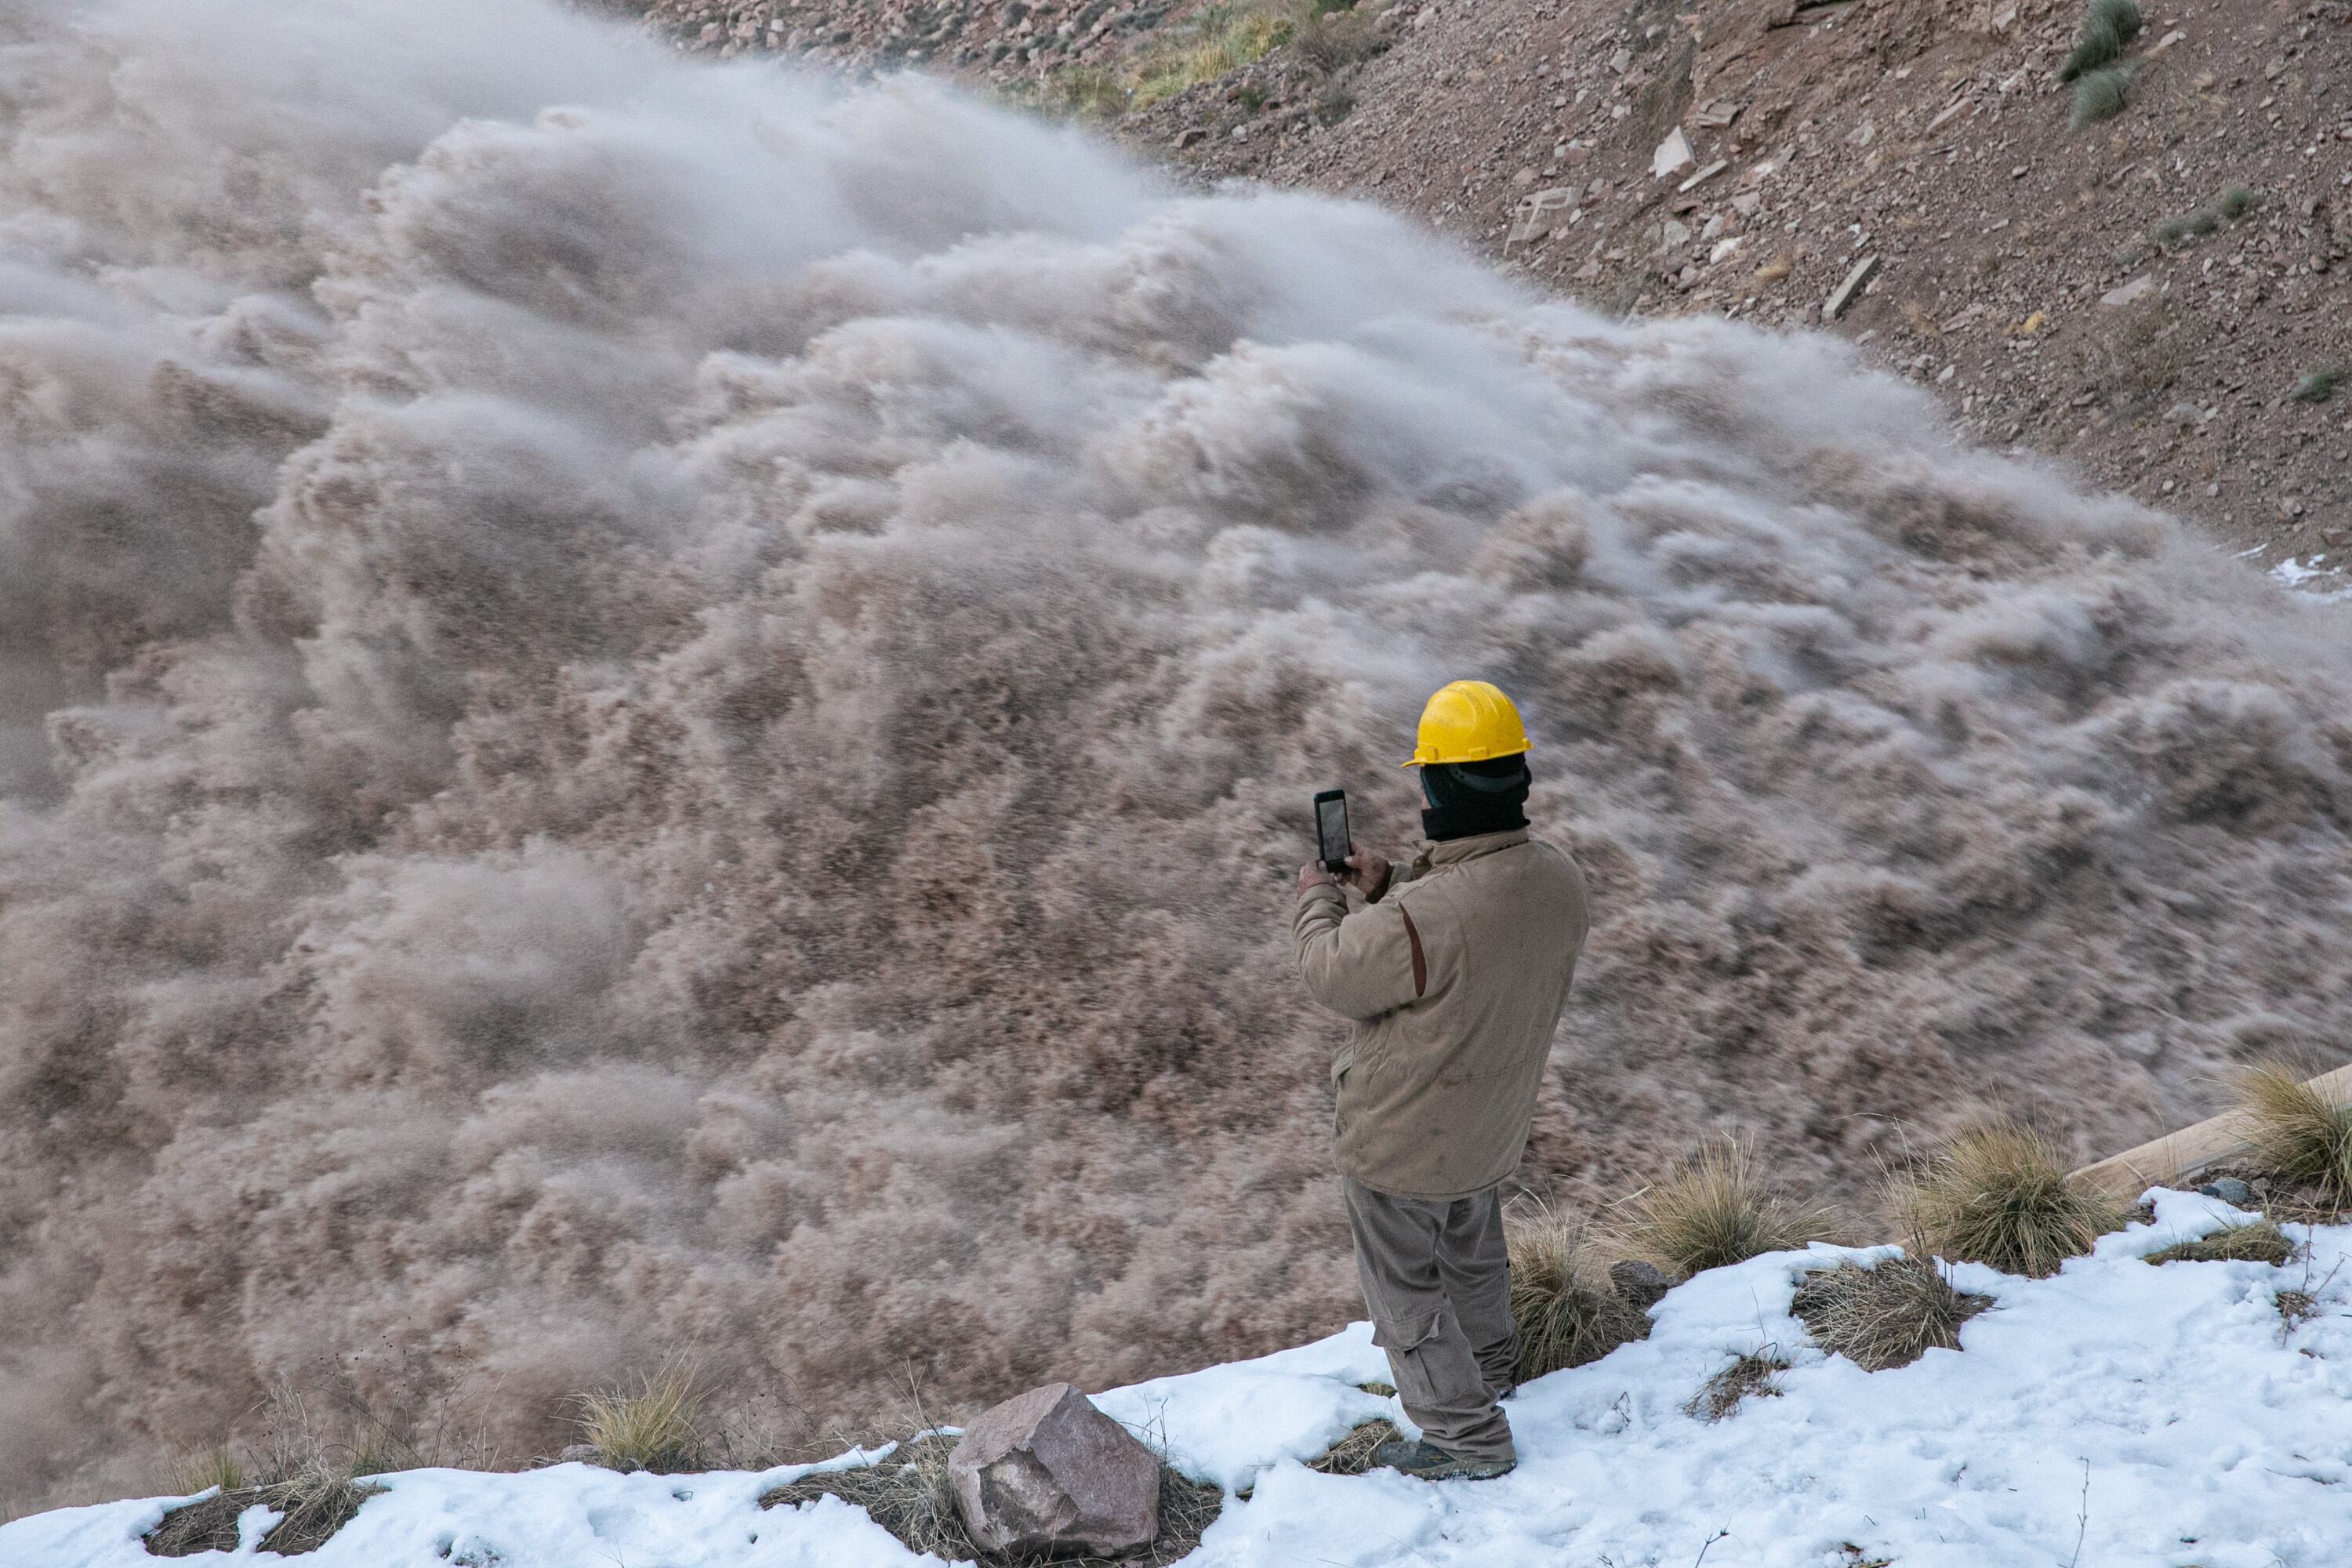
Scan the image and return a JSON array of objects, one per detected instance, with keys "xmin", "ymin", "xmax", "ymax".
[{"xmin": 626, "ymin": 0, "xmax": 2352, "ymax": 568}]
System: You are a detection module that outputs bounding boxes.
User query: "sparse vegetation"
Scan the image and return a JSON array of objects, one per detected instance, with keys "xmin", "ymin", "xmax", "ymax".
[
  {"xmin": 2071, "ymin": 64, "xmax": 2136, "ymax": 129},
  {"xmin": 571, "ymin": 1363, "xmax": 712, "ymax": 1475},
  {"xmin": 2148, "ymin": 209, "xmax": 2221, "ymax": 248},
  {"xmin": 1892, "ymin": 1120, "xmax": 2128, "ymax": 1278},
  {"xmin": 2288, "ymin": 368, "xmax": 2346, "ymax": 406},
  {"xmin": 1306, "ymin": 1418, "xmax": 1404, "ymax": 1475},
  {"xmin": 1686, "ymin": 1350, "xmax": 1789, "ymax": 1421},
  {"xmin": 145, "ymin": 1381, "xmax": 495, "ymax": 1559},
  {"xmin": 2217, "ymin": 184, "xmax": 2263, "ymax": 220},
  {"xmin": 1044, "ymin": 64, "xmax": 1132, "ymax": 118},
  {"xmin": 2060, "ymin": 0, "xmax": 2143, "ymax": 81},
  {"xmin": 1080, "ymin": 0, "xmax": 1376, "ymax": 111},
  {"xmin": 145, "ymin": 1475, "xmax": 382, "ymax": 1559},
  {"xmin": 1621, "ymin": 1138, "xmax": 1843, "ymax": 1278},
  {"xmin": 2145, "ymin": 1219, "xmax": 2295, "ymax": 1266},
  {"xmin": 2082, "ymin": 304, "xmax": 2183, "ymax": 412},
  {"xmin": 1793, "ymin": 1254, "xmax": 1994, "ymax": 1370},
  {"xmin": 762, "ymin": 1434, "xmax": 968, "ymax": 1559},
  {"xmin": 2136, "ymin": 185, "xmax": 2261, "ymax": 259},
  {"xmin": 1290, "ymin": 4, "xmax": 1384, "ymax": 74},
  {"xmin": 762, "ymin": 1429, "xmax": 1224, "ymax": 1567},
  {"xmin": 167, "ymin": 1445, "xmax": 245, "ymax": 1498},
  {"xmin": 1132, "ymin": 2, "xmax": 1297, "ymax": 107},
  {"xmin": 1506, "ymin": 1204, "xmax": 1652, "ymax": 1381},
  {"xmin": 2236, "ymin": 1063, "xmax": 2352, "ymax": 1203}
]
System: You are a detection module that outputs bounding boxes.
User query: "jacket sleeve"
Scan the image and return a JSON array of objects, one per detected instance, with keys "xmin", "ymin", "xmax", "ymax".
[
  {"xmin": 1367, "ymin": 855, "xmax": 1425, "ymax": 903},
  {"xmin": 1294, "ymin": 884, "xmax": 1422, "ymax": 1022}
]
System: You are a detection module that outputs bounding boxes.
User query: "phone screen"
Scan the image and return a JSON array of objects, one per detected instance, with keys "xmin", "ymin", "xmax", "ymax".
[{"xmin": 1316, "ymin": 793, "xmax": 1350, "ymax": 870}]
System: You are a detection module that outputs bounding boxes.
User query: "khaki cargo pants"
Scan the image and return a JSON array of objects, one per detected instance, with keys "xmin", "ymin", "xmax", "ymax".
[{"xmin": 1341, "ymin": 1176, "xmax": 1517, "ymax": 1466}]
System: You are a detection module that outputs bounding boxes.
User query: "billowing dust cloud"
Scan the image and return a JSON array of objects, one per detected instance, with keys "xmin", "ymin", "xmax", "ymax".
[{"xmin": 3, "ymin": 0, "xmax": 2349, "ymax": 1508}]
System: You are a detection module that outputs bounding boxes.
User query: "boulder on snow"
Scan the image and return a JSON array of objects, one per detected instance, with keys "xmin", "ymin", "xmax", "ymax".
[{"xmin": 948, "ymin": 1382, "xmax": 1160, "ymax": 1556}]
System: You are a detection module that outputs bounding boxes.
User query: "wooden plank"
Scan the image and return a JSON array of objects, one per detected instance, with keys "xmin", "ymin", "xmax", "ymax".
[{"xmin": 2071, "ymin": 1062, "xmax": 2352, "ymax": 1196}]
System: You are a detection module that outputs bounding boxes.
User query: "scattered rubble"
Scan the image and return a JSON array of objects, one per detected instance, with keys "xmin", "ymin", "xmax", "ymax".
[{"xmin": 633, "ymin": 0, "xmax": 2352, "ymax": 561}]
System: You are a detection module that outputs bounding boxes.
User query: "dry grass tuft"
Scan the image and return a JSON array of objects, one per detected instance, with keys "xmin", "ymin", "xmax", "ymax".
[
  {"xmin": 2287, "ymin": 368, "xmax": 2346, "ymax": 407},
  {"xmin": 2071, "ymin": 64, "xmax": 2136, "ymax": 129},
  {"xmin": 1290, "ymin": 5, "xmax": 1384, "ymax": 73},
  {"xmin": 2149, "ymin": 208, "xmax": 2222, "ymax": 248},
  {"xmin": 572, "ymin": 1363, "xmax": 711, "ymax": 1475},
  {"xmin": 1044, "ymin": 64, "xmax": 1133, "ymax": 118},
  {"xmin": 2145, "ymin": 1219, "xmax": 2295, "ymax": 1267},
  {"xmin": 1306, "ymin": 1418, "xmax": 1403, "ymax": 1475},
  {"xmin": 144, "ymin": 1477, "xmax": 382, "ymax": 1559},
  {"xmin": 762, "ymin": 1430, "xmax": 1223, "ymax": 1567},
  {"xmin": 762, "ymin": 1434, "xmax": 968, "ymax": 1559},
  {"xmin": 1685, "ymin": 1350, "xmax": 1788, "ymax": 1421},
  {"xmin": 1892, "ymin": 1120, "xmax": 2126, "ymax": 1278},
  {"xmin": 145, "ymin": 1381, "xmax": 488, "ymax": 1558},
  {"xmin": 1506, "ymin": 1204, "xmax": 1651, "ymax": 1381},
  {"xmin": 2217, "ymin": 184, "xmax": 2263, "ymax": 220},
  {"xmin": 166, "ymin": 1446, "xmax": 245, "ymax": 1498},
  {"xmin": 2237, "ymin": 1064, "xmax": 2352, "ymax": 1203},
  {"xmin": 1132, "ymin": 2, "xmax": 1295, "ymax": 106},
  {"xmin": 1792, "ymin": 1254, "xmax": 1993, "ymax": 1371},
  {"xmin": 1621, "ymin": 1138, "xmax": 1843, "ymax": 1278},
  {"xmin": 2060, "ymin": 0, "xmax": 2142, "ymax": 79}
]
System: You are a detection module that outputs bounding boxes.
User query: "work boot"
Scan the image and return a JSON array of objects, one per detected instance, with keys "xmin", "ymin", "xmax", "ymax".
[{"xmin": 1369, "ymin": 1437, "xmax": 1516, "ymax": 1480}]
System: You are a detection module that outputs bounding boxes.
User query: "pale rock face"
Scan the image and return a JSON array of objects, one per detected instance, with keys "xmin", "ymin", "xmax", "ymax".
[{"xmin": 948, "ymin": 1383, "xmax": 1161, "ymax": 1555}]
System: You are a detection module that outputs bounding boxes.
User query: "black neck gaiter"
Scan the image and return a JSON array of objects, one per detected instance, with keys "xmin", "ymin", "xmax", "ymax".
[{"xmin": 1419, "ymin": 757, "xmax": 1531, "ymax": 842}]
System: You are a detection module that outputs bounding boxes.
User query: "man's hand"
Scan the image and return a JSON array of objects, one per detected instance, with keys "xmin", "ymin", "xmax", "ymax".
[
  {"xmin": 1298, "ymin": 862, "xmax": 1339, "ymax": 896},
  {"xmin": 1341, "ymin": 848, "xmax": 1391, "ymax": 899}
]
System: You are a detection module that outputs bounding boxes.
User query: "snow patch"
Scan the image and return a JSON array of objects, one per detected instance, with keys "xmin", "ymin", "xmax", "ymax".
[
  {"xmin": 2273, "ymin": 555, "xmax": 2352, "ymax": 601},
  {"xmin": 9, "ymin": 1195, "xmax": 2350, "ymax": 1567}
]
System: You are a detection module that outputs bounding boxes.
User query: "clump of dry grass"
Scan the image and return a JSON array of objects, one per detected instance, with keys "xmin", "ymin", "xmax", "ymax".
[
  {"xmin": 1506, "ymin": 1205, "xmax": 1650, "ymax": 1381},
  {"xmin": 2287, "ymin": 368, "xmax": 2347, "ymax": 407},
  {"xmin": 2236, "ymin": 1064, "xmax": 2352, "ymax": 1205},
  {"xmin": 763, "ymin": 1433, "xmax": 968, "ymax": 1559},
  {"xmin": 572, "ymin": 1363, "xmax": 711, "ymax": 1475},
  {"xmin": 166, "ymin": 1445, "xmax": 245, "ymax": 1498},
  {"xmin": 1131, "ymin": 2, "xmax": 1296, "ymax": 106},
  {"xmin": 2071, "ymin": 64, "xmax": 2136, "ymax": 128},
  {"xmin": 146, "ymin": 1475, "xmax": 383, "ymax": 1559},
  {"xmin": 1290, "ymin": 5, "xmax": 1384, "ymax": 73},
  {"xmin": 146, "ymin": 1385, "xmax": 421, "ymax": 1559},
  {"xmin": 1306, "ymin": 1418, "xmax": 1403, "ymax": 1475},
  {"xmin": 2145, "ymin": 1219, "xmax": 2295, "ymax": 1267},
  {"xmin": 1792, "ymin": 1254, "xmax": 1994, "ymax": 1371},
  {"xmin": 1685, "ymin": 1350, "xmax": 1788, "ymax": 1421},
  {"xmin": 762, "ymin": 1428, "xmax": 1223, "ymax": 1567},
  {"xmin": 1621, "ymin": 1138, "xmax": 1843, "ymax": 1278},
  {"xmin": 1891, "ymin": 1120, "xmax": 2126, "ymax": 1278},
  {"xmin": 2060, "ymin": 0, "xmax": 2142, "ymax": 80}
]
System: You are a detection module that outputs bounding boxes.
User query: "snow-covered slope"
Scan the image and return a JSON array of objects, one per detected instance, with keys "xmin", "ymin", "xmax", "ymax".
[{"xmin": 12, "ymin": 1189, "xmax": 2347, "ymax": 1568}]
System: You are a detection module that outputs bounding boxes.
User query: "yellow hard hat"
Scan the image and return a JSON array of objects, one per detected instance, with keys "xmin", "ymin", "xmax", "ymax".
[{"xmin": 1402, "ymin": 680, "xmax": 1530, "ymax": 767}]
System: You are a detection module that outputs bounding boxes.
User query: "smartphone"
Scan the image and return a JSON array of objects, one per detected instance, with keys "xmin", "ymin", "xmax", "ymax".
[{"xmin": 1313, "ymin": 789, "xmax": 1352, "ymax": 875}]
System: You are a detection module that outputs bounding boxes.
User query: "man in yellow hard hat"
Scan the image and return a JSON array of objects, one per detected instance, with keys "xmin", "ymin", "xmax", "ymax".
[{"xmin": 1292, "ymin": 679, "xmax": 1590, "ymax": 1481}]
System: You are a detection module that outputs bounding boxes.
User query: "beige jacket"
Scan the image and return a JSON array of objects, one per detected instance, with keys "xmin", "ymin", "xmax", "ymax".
[{"xmin": 1294, "ymin": 828, "xmax": 1589, "ymax": 1201}]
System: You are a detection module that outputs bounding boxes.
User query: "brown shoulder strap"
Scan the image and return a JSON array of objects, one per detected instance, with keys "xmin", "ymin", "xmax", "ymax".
[{"xmin": 1398, "ymin": 905, "xmax": 1427, "ymax": 999}]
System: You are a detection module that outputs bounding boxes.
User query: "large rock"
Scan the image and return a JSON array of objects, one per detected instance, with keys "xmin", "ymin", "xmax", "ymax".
[{"xmin": 948, "ymin": 1383, "xmax": 1160, "ymax": 1557}]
